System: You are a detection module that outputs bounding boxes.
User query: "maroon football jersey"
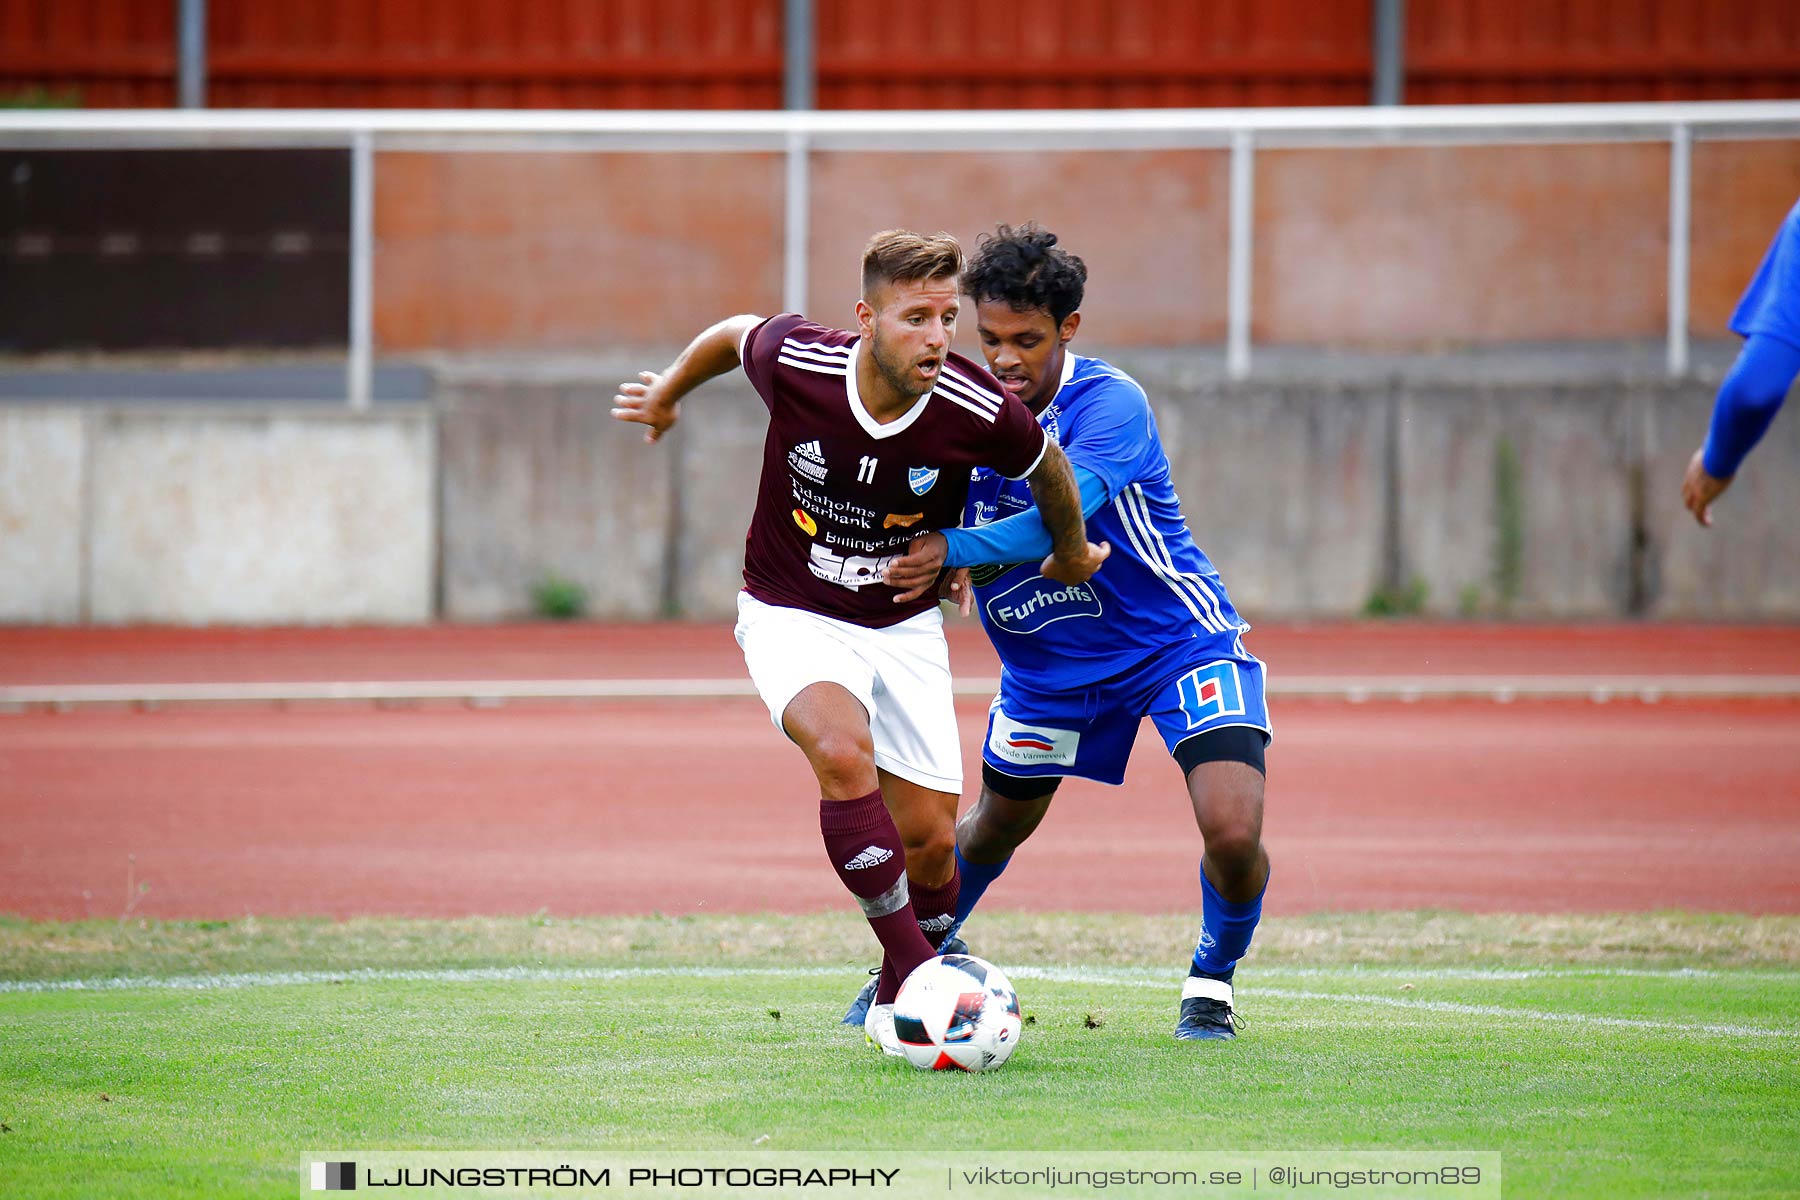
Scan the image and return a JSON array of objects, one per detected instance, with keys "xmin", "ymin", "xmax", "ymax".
[{"xmin": 737, "ymin": 313, "xmax": 1048, "ymax": 627}]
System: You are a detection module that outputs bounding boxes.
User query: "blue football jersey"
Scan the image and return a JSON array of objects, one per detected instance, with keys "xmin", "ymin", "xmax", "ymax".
[
  {"xmin": 964, "ymin": 353, "xmax": 1247, "ymax": 692},
  {"xmin": 1731, "ymin": 198, "xmax": 1800, "ymax": 347}
]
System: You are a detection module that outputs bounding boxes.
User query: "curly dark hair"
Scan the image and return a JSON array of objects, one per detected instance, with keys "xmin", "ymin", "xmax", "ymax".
[{"xmin": 961, "ymin": 223, "xmax": 1087, "ymax": 325}]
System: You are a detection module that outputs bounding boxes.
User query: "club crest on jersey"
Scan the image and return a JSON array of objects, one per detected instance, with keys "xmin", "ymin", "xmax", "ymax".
[
  {"xmin": 988, "ymin": 709, "xmax": 1080, "ymax": 767},
  {"xmin": 907, "ymin": 466, "xmax": 940, "ymax": 495},
  {"xmin": 983, "ymin": 574, "xmax": 1103, "ymax": 635},
  {"xmin": 1177, "ymin": 661, "xmax": 1246, "ymax": 729}
]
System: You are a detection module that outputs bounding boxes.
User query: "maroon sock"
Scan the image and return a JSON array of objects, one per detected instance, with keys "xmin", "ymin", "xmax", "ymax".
[
  {"xmin": 876, "ymin": 955, "xmax": 901, "ymax": 1006},
  {"xmin": 910, "ymin": 868, "xmax": 961, "ymax": 951},
  {"xmin": 820, "ymin": 790, "xmax": 936, "ymax": 997},
  {"xmin": 872, "ymin": 867, "xmax": 963, "ymax": 1003}
]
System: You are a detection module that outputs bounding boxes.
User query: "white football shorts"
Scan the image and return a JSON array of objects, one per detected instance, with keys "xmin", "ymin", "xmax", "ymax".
[{"xmin": 733, "ymin": 590, "xmax": 963, "ymax": 794}]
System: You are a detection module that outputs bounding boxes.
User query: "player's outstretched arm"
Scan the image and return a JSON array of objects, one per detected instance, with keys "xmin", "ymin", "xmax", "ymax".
[
  {"xmin": 1682, "ymin": 332, "xmax": 1800, "ymax": 526},
  {"xmin": 1029, "ymin": 443, "xmax": 1109, "ymax": 584},
  {"xmin": 611, "ymin": 314, "xmax": 762, "ymax": 444}
]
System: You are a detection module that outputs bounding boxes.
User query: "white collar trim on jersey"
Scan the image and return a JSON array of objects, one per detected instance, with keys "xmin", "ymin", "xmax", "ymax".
[
  {"xmin": 1054, "ymin": 348, "xmax": 1079, "ymax": 397},
  {"xmin": 845, "ymin": 337, "xmax": 932, "ymax": 440}
]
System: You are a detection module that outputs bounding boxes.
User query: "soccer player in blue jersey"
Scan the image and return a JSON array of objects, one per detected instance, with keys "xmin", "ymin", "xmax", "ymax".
[
  {"xmin": 1682, "ymin": 198, "xmax": 1800, "ymax": 526},
  {"xmin": 882, "ymin": 224, "xmax": 1273, "ymax": 1040}
]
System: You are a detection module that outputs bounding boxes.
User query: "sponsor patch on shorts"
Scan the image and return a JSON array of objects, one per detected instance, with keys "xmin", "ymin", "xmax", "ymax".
[{"xmin": 988, "ymin": 709, "xmax": 1081, "ymax": 767}]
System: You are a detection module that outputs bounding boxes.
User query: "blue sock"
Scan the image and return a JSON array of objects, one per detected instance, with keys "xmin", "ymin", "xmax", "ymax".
[
  {"xmin": 952, "ymin": 845, "xmax": 1010, "ymax": 927},
  {"xmin": 1189, "ymin": 864, "xmax": 1268, "ymax": 980}
]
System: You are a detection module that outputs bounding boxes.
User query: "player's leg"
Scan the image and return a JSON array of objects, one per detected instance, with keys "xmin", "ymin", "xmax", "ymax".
[
  {"xmin": 1147, "ymin": 650, "xmax": 1272, "ymax": 1041},
  {"xmin": 950, "ymin": 765, "xmax": 1060, "ymax": 928},
  {"xmin": 781, "ymin": 682, "xmax": 941, "ymax": 989},
  {"xmin": 734, "ymin": 593, "xmax": 940, "ymax": 1015},
  {"xmin": 951, "ymin": 684, "xmax": 1135, "ymax": 932},
  {"xmin": 813, "ymin": 601, "xmax": 968, "ymax": 1049},
  {"xmin": 877, "ymin": 766, "xmax": 958, "ymax": 926},
  {"xmin": 863, "ymin": 768, "xmax": 962, "ymax": 1007}
]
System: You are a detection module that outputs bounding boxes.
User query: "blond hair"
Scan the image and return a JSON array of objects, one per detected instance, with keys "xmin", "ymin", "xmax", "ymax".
[{"xmin": 860, "ymin": 229, "xmax": 963, "ymax": 300}]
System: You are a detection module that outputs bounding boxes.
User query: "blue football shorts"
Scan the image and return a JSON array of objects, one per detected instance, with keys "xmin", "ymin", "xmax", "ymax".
[{"xmin": 980, "ymin": 633, "xmax": 1272, "ymax": 787}]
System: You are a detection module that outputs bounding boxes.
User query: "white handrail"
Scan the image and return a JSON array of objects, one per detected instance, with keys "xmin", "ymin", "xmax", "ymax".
[
  {"xmin": 2, "ymin": 98, "xmax": 1798, "ymax": 138},
  {"xmin": 6, "ymin": 100, "xmax": 1798, "ymax": 402}
]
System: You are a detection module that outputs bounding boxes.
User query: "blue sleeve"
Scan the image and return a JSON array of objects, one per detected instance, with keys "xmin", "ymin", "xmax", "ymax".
[
  {"xmin": 1730, "ymin": 200, "xmax": 1800, "ymax": 345},
  {"xmin": 942, "ymin": 466, "xmax": 1109, "ymax": 568},
  {"xmin": 1059, "ymin": 376, "xmax": 1156, "ymax": 498},
  {"xmin": 1701, "ymin": 333, "xmax": 1800, "ymax": 479}
]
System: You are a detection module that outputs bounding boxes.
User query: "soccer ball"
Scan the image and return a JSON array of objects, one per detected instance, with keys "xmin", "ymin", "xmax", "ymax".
[{"xmin": 892, "ymin": 953, "xmax": 1023, "ymax": 1072}]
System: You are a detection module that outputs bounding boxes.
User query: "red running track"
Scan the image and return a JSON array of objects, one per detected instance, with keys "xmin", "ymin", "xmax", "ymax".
[
  {"xmin": 3, "ymin": 694, "xmax": 1796, "ymax": 920},
  {"xmin": 6, "ymin": 622, "xmax": 1800, "ymax": 685}
]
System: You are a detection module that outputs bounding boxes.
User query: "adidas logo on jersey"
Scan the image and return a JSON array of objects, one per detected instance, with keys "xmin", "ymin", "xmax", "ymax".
[
  {"xmin": 788, "ymin": 440, "xmax": 829, "ymax": 483},
  {"xmin": 843, "ymin": 845, "xmax": 893, "ymax": 871}
]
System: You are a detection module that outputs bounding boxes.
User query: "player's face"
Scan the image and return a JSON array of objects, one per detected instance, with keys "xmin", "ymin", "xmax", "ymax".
[
  {"xmin": 975, "ymin": 300, "xmax": 1080, "ymax": 413},
  {"xmin": 857, "ymin": 275, "xmax": 960, "ymax": 400}
]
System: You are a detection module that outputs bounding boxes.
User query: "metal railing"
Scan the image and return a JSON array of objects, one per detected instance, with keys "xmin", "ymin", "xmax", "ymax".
[{"xmin": 5, "ymin": 100, "xmax": 1800, "ymax": 408}]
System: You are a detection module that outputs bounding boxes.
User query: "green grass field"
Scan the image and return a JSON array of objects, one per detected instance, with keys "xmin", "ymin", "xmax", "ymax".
[{"xmin": 3, "ymin": 912, "xmax": 1797, "ymax": 1198}]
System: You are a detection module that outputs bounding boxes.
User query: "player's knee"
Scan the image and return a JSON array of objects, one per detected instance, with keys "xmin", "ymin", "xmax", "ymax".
[
  {"xmin": 905, "ymin": 827, "xmax": 957, "ymax": 881},
  {"xmin": 955, "ymin": 806, "xmax": 1007, "ymax": 862},
  {"xmin": 1201, "ymin": 816, "xmax": 1263, "ymax": 876},
  {"xmin": 806, "ymin": 729, "xmax": 875, "ymax": 793},
  {"xmin": 957, "ymin": 794, "xmax": 1037, "ymax": 862}
]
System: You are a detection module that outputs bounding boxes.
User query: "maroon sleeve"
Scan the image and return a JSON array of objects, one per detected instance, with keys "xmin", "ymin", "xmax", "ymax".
[
  {"xmin": 990, "ymin": 391, "xmax": 1051, "ymax": 480},
  {"xmin": 739, "ymin": 313, "xmax": 807, "ymax": 410}
]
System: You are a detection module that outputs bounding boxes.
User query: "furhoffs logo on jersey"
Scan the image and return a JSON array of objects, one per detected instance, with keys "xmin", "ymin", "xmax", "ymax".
[
  {"xmin": 907, "ymin": 466, "xmax": 940, "ymax": 495},
  {"xmin": 984, "ymin": 573, "xmax": 1103, "ymax": 635},
  {"xmin": 792, "ymin": 509, "xmax": 818, "ymax": 536},
  {"xmin": 988, "ymin": 709, "xmax": 1080, "ymax": 767},
  {"xmin": 788, "ymin": 440, "xmax": 829, "ymax": 483},
  {"xmin": 1178, "ymin": 661, "xmax": 1246, "ymax": 729},
  {"xmin": 844, "ymin": 845, "xmax": 893, "ymax": 871}
]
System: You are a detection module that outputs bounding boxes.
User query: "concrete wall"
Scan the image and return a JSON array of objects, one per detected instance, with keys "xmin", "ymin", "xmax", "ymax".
[
  {"xmin": 0, "ymin": 407, "xmax": 434, "ymax": 625},
  {"xmin": 435, "ymin": 355, "xmax": 1800, "ymax": 623},
  {"xmin": 1645, "ymin": 384, "xmax": 1800, "ymax": 619},
  {"xmin": 5, "ymin": 359, "xmax": 1795, "ymax": 627},
  {"xmin": 0, "ymin": 409, "xmax": 86, "ymax": 623},
  {"xmin": 436, "ymin": 365, "xmax": 674, "ymax": 620}
]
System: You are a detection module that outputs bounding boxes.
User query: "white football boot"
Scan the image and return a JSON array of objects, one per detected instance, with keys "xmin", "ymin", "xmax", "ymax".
[{"xmin": 863, "ymin": 1003, "xmax": 905, "ymax": 1057}]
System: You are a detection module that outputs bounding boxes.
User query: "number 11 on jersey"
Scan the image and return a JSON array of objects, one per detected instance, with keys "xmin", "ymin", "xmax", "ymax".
[{"xmin": 857, "ymin": 456, "xmax": 878, "ymax": 485}]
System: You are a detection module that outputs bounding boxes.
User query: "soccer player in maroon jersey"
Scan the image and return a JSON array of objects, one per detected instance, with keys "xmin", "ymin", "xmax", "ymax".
[{"xmin": 611, "ymin": 230, "xmax": 1106, "ymax": 1055}]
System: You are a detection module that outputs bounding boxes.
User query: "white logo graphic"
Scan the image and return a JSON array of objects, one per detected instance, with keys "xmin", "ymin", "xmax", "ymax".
[
  {"xmin": 1196, "ymin": 925, "xmax": 1217, "ymax": 953},
  {"xmin": 984, "ymin": 574, "xmax": 1103, "ymax": 634},
  {"xmin": 788, "ymin": 441, "xmax": 829, "ymax": 483},
  {"xmin": 808, "ymin": 543, "xmax": 898, "ymax": 591},
  {"xmin": 918, "ymin": 913, "xmax": 955, "ymax": 933},
  {"xmin": 987, "ymin": 709, "xmax": 1081, "ymax": 767},
  {"xmin": 844, "ymin": 845, "xmax": 893, "ymax": 871},
  {"xmin": 908, "ymin": 465, "xmax": 940, "ymax": 495}
]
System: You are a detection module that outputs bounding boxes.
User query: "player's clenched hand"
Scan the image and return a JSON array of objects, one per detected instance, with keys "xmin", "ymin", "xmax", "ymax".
[
  {"xmin": 1040, "ymin": 540, "xmax": 1110, "ymax": 585},
  {"xmin": 883, "ymin": 531, "xmax": 949, "ymax": 603},
  {"xmin": 610, "ymin": 371, "xmax": 680, "ymax": 443},
  {"xmin": 1680, "ymin": 448, "xmax": 1731, "ymax": 527}
]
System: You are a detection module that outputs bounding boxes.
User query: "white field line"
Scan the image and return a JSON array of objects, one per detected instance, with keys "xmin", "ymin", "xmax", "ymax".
[
  {"xmin": 4, "ymin": 674, "xmax": 1800, "ymax": 710},
  {"xmin": 3, "ymin": 963, "xmax": 1794, "ymax": 1040}
]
